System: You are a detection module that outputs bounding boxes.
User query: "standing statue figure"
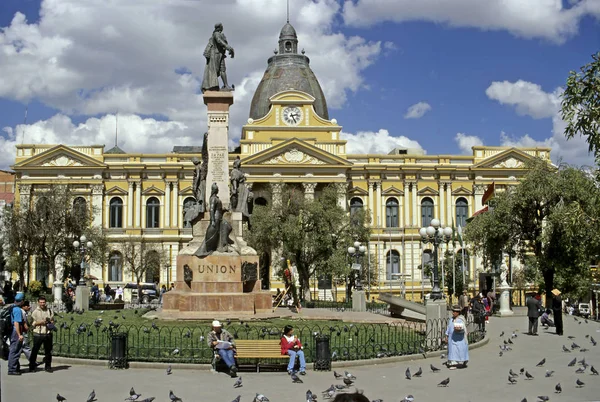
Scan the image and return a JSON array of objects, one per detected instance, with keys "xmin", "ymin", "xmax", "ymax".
[
  {"xmin": 201, "ymin": 23, "xmax": 235, "ymax": 92},
  {"xmin": 500, "ymin": 261, "xmax": 509, "ymax": 287},
  {"xmin": 192, "ymin": 132, "xmax": 209, "ymax": 213},
  {"xmin": 195, "ymin": 183, "xmax": 234, "ymax": 257},
  {"xmin": 230, "ymin": 156, "xmax": 252, "ymax": 219}
]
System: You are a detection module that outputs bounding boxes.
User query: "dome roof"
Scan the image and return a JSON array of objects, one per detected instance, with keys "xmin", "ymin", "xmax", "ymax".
[{"xmin": 249, "ymin": 23, "xmax": 329, "ymax": 120}]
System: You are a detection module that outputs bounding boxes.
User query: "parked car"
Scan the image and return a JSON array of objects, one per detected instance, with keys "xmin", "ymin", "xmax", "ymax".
[
  {"xmin": 577, "ymin": 303, "xmax": 590, "ymax": 318},
  {"xmin": 125, "ymin": 282, "xmax": 159, "ymax": 303}
]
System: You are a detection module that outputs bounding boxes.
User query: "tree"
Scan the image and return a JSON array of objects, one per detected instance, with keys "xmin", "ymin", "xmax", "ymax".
[
  {"xmin": 465, "ymin": 159, "xmax": 600, "ymax": 305},
  {"xmin": 1, "ymin": 205, "xmax": 37, "ymax": 291},
  {"xmin": 247, "ymin": 185, "xmax": 371, "ymax": 302},
  {"xmin": 121, "ymin": 236, "xmax": 165, "ymax": 287},
  {"xmin": 561, "ymin": 52, "xmax": 600, "ymax": 163},
  {"xmin": 443, "ymin": 250, "xmax": 470, "ymax": 299}
]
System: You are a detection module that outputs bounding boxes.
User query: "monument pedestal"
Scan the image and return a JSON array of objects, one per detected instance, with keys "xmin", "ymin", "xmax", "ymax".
[
  {"xmin": 425, "ymin": 298, "xmax": 447, "ymax": 351},
  {"xmin": 498, "ymin": 286, "xmax": 514, "ymax": 316},
  {"xmin": 75, "ymin": 285, "xmax": 89, "ymax": 312},
  {"xmin": 53, "ymin": 281, "xmax": 63, "ymax": 304},
  {"xmin": 352, "ymin": 290, "xmax": 366, "ymax": 312}
]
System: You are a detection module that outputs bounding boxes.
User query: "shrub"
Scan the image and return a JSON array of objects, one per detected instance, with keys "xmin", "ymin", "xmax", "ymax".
[{"xmin": 28, "ymin": 280, "xmax": 43, "ymax": 297}]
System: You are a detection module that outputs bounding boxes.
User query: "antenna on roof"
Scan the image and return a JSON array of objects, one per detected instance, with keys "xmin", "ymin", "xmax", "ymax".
[
  {"xmin": 287, "ymin": 0, "xmax": 290, "ymax": 23},
  {"xmin": 20, "ymin": 104, "xmax": 28, "ymax": 145},
  {"xmin": 115, "ymin": 111, "xmax": 118, "ymax": 147}
]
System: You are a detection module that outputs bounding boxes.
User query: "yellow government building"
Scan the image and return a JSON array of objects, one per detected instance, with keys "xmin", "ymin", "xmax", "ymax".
[{"xmin": 11, "ymin": 22, "xmax": 550, "ymax": 301}]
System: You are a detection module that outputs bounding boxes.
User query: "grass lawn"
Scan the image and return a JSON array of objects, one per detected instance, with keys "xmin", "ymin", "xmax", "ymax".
[{"xmin": 52, "ymin": 308, "xmax": 427, "ymax": 364}]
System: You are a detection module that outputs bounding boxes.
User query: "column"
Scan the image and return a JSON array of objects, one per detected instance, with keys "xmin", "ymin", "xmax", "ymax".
[
  {"xmin": 171, "ymin": 181, "xmax": 179, "ymax": 228},
  {"xmin": 91, "ymin": 184, "xmax": 103, "ymax": 227},
  {"xmin": 376, "ymin": 181, "xmax": 382, "ymax": 227},
  {"xmin": 135, "ymin": 180, "xmax": 142, "ymax": 228},
  {"xmin": 18, "ymin": 184, "xmax": 31, "ymax": 208},
  {"xmin": 411, "ymin": 181, "xmax": 418, "ymax": 227},
  {"xmin": 164, "ymin": 181, "xmax": 171, "ymax": 228},
  {"xmin": 335, "ymin": 182, "xmax": 347, "ymax": 210},
  {"xmin": 368, "ymin": 181, "xmax": 374, "ymax": 225},
  {"xmin": 474, "ymin": 184, "xmax": 485, "ymax": 212},
  {"xmin": 438, "ymin": 181, "xmax": 445, "ymax": 227},
  {"xmin": 403, "ymin": 181, "xmax": 410, "ymax": 228},
  {"xmin": 446, "ymin": 181, "xmax": 452, "ymax": 228},
  {"xmin": 127, "ymin": 181, "xmax": 134, "ymax": 227},
  {"xmin": 302, "ymin": 182, "xmax": 316, "ymax": 200},
  {"xmin": 271, "ymin": 182, "xmax": 283, "ymax": 206}
]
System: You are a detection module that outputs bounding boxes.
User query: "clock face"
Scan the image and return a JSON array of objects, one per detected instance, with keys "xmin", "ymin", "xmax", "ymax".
[{"xmin": 282, "ymin": 106, "xmax": 303, "ymax": 126}]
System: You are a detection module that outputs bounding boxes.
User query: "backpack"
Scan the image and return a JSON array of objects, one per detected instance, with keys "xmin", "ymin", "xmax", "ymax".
[{"xmin": 0, "ymin": 304, "xmax": 16, "ymax": 340}]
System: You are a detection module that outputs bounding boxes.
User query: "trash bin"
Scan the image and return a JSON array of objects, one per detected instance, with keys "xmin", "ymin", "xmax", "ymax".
[
  {"xmin": 313, "ymin": 334, "xmax": 331, "ymax": 371},
  {"xmin": 109, "ymin": 332, "xmax": 128, "ymax": 369}
]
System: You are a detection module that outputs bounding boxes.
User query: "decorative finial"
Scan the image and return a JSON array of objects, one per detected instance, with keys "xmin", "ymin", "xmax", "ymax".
[
  {"xmin": 274, "ymin": 49, "xmax": 278, "ymax": 54},
  {"xmin": 287, "ymin": 0, "xmax": 290, "ymax": 23},
  {"xmin": 301, "ymin": 48, "xmax": 305, "ymax": 55}
]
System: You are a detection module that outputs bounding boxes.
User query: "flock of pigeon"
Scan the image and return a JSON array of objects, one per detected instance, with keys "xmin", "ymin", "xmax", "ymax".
[{"xmin": 56, "ymin": 387, "xmax": 183, "ymax": 402}]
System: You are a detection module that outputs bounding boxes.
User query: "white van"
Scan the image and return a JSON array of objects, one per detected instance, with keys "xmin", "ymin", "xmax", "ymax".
[{"xmin": 577, "ymin": 303, "xmax": 590, "ymax": 318}]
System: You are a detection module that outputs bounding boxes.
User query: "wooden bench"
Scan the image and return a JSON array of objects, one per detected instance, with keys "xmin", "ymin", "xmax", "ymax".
[{"xmin": 212, "ymin": 339, "xmax": 292, "ymax": 373}]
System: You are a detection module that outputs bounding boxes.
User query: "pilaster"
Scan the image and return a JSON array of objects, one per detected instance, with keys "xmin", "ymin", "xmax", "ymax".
[
  {"xmin": 172, "ymin": 180, "xmax": 179, "ymax": 228},
  {"xmin": 19, "ymin": 184, "xmax": 31, "ymax": 208},
  {"xmin": 302, "ymin": 182, "xmax": 317, "ymax": 200},
  {"xmin": 474, "ymin": 184, "xmax": 486, "ymax": 212},
  {"xmin": 164, "ymin": 181, "xmax": 171, "ymax": 227},
  {"xmin": 368, "ymin": 180, "xmax": 375, "ymax": 225},
  {"xmin": 438, "ymin": 181, "xmax": 445, "ymax": 227},
  {"xmin": 403, "ymin": 181, "xmax": 410, "ymax": 228},
  {"xmin": 127, "ymin": 181, "xmax": 134, "ymax": 228},
  {"xmin": 375, "ymin": 180, "xmax": 382, "ymax": 227},
  {"xmin": 271, "ymin": 182, "xmax": 283, "ymax": 206},
  {"xmin": 91, "ymin": 184, "xmax": 103, "ymax": 227},
  {"xmin": 134, "ymin": 180, "xmax": 142, "ymax": 228}
]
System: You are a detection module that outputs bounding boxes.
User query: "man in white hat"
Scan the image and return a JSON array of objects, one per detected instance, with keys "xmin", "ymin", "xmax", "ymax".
[{"xmin": 207, "ymin": 320, "xmax": 237, "ymax": 377}]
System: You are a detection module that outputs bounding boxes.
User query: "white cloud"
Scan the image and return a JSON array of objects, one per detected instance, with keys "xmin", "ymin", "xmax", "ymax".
[
  {"xmin": 341, "ymin": 129, "xmax": 424, "ymax": 154},
  {"xmin": 342, "ymin": 0, "xmax": 600, "ymax": 43},
  {"xmin": 485, "ymin": 80, "xmax": 560, "ymax": 119},
  {"xmin": 0, "ymin": 0, "xmax": 382, "ymax": 167},
  {"xmin": 485, "ymin": 79, "xmax": 594, "ymax": 166},
  {"xmin": 404, "ymin": 102, "xmax": 431, "ymax": 119},
  {"xmin": 455, "ymin": 133, "xmax": 484, "ymax": 154}
]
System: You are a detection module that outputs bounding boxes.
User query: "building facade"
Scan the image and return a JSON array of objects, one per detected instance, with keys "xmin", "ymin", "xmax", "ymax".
[{"xmin": 10, "ymin": 22, "xmax": 551, "ymax": 300}]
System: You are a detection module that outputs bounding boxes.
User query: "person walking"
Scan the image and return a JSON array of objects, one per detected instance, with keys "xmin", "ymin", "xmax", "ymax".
[
  {"xmin": 471, "ymin": 294, "xmax": 486, "ymax": 333},
  {"xmin": 551, "ymin": 289, "xmax": 563, "ymax": 336},
  {"xmin": 7, "ymin": 292, "xmax": 25, "ymax": 375},
  {"xmin": 445, "ymin": 305, "xmax": 469, "ymax": 369},
  {"xmin": 459, "ymin": 290, "xmax": 470, "ymax": 317},
  {"xmin": 526, "ymin": 292, "xmax": 542, "ymax": 335},
  {"xmin": 29, "ymin": 296, "xmax": 55, "ymax": 373}
]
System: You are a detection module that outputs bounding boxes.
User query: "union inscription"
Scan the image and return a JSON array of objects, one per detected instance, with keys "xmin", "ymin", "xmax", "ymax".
[{"xmin": 198, "ymin": 264, "xmax": 237, "ymax": 274}]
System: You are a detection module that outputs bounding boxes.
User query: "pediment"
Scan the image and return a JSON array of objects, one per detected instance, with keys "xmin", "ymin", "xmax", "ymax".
[
  {"xmin": 382, "ymin": 186, "xmax": 404, "ymax": 196},
  {"xmin": 141, "ymin": 185, "xmax": 165, "ymax": 196},
  {"xmin": 180, "ymin": 186, "xmax": 195, "ymax": 195},
  {"xmin": 452, "ymin": 186, "xmax": 472, "ymax": 196},
  {"xmin": 473, "ymin": 148, "xmax": 536, "ymax": 169},
  {"xmin": 106, "ymin": 186, "xmax": 128, "ymax": 196},
  {"xmin": 242, "ymin": 138, "xmax": 351, "ymax": 167},
  {"xmin": 12, "ymin": 145, "xmax": 106, "ymax": 169},
  {"xmin": 417, "ymin": 186, "xmax": 439, "ymax": 196},
  {"xmin": 348, "ymin": 186, "xmax": 368, "ymax": 196}
]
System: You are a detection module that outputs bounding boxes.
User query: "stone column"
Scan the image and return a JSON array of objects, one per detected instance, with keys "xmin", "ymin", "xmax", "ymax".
[
  {"xmin": 127, "ymin": 181, "xmax": 134, "ymax": 227},
  {"xmin": 368, "ymin": 181, "xmax": 375, "ymax": 225},
  {"xmin": 403, "ymin": 181, "xmax": 410, "ymax": 228},
  {"xmin": 438, "ymin": 181, "xmax": 445, "ymax": 227},
  {"xmin": 271, "ymin": 182, "xmax": 283, "ymax": 206},
  {"xmin": 18, "ymin": 184, "xmax": 31, "ymax": 208},
  {"xmin": 164, "ymin": 181, "xmax": 171, "ymax": 228},
  {"xmin": 135, "ymin": 180, "xmax": 142, "ymax": 228},
  {"xmin": 411, "ymin": 181, "xmax": 418, "ymax": 227},
  {"xmin": 474, "ymin": 184, "xmax": 486, "ymax": 212},
  {"xmin": 375, "ymin": 180, "xmax": 382, "ymax": 227},
  {"xmin": 91, "ymin": 184, "xmax": 103, "ymax": 227},
  {"xmin": 172, "ymin": 181, "xmax": 179, "ymax": 228},
  {"xmin": 334, "ymin": 182, "xmax": 347, "ymax": 210},
  {"xmin": 446, "ymin": 181, "xmax": 452, "ymax": 228},
  {"xmin": 203, "ymin": 91, "xmax": 234, "ymax": 210},
  {"xmin": 302, "ymin": 182, "xmax": 316, "ymax": 200}
]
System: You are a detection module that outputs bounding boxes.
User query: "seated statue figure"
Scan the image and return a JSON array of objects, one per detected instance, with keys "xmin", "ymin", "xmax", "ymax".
[{"xmin": 195, "ymin": 183, "xmax": 234, "ymax": 257}]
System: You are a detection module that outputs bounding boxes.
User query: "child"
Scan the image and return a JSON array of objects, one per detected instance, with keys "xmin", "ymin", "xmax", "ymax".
[{"xmin": 280, "ymin": 325, "xmax": 306, "ymax": 375}]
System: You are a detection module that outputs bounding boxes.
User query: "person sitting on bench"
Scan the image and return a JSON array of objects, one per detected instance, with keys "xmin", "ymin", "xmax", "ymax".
[
  {"xmin": 207, "ymin": 320, "xmax": 237, "ymax": 377},
  {"xmin": 280, "ymin": 325, "xmax": 306, "ymax": 375}
]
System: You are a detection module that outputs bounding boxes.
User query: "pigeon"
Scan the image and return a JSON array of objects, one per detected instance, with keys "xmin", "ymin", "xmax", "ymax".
[
  {"xmin": 576, "ymin": 378, "xmax": 585, "ymax": 387},
  {"xmin": 400, "ymin": 396, "xmax": 414, "ymax": 402},
  {"xmin": 499, "ymin": 351, "xmax": 503, "ymax": 357},
  {"xmin": 591, "ymin": 365, "xmax": 598, "ymax": 375},
  {"xmin": 333, "ymin": 371, "xmax": 342, "ymax": 379},
  {"xmin": 334, "ymin": 385, "xmax": 346, "ymax": 391},
  {"xmin": 504, "ymin": 339, "xmax": 508, "ymax": 345},
  {"xmin": 536, "ymin": 358, "xmax": 546, "ymax": 367},
  {"xmin": 344, "ymin": 371, "xmax": 356, "ymax": 379},
  {"xmin": 592, "ymin": 337, "xmax": 597, "ymax": 346},
  {"xmin": 508, "ymin": 338, "xmax": 513, "ymax": 344},
  {"xmin": 568, "ymin": 357, "xmax": 577, "ymax": 366},
  {"xmin": 571, "ymin": 342, "xmax": 580, "ymax": 349},
  {"xmin": 508, "ymin": 376, "xmax": 517, "ymax": 384},
  {"xmin": 520, "ymin": 368, "xmax": 525, "ymax": 375},
  {"xmin": 152, "ymin": 322, "xmax": 158, "ymax": 330},
  {"xmin": 306, "ymin": 390, "xmax": 317, "ymax": 402},
  {"xmin": 500, "ymin": 331, "xmax": 505, "ymax": 337},
  {"xmin": 555, "ymin": 383, "xmax": 562, "ymax": 393},
  {"xmin": 511, "ymin": 331, "xmax": 518, "ymax": 338},
  {"xmin": 87, "ymin": 390, "xmax": 96, "ymax": 402},
  {"xmin": 57, "ymin": 394, "xmax": 67, "ymax": 401},
  {"xmin": 343, "ymin": 378, "xmax": 354, "ymax": 387},
  {"xmin": 125, "ymin": 387, "xmax": 142, "ymax": 401},
  {"xmin": 166, "ymin": 365, "xmax": 172, "ymax": 375},
  {"xmin": 254, "ymin": 393, "xmax": 270, "ymax": 402},
  {"xmin": 169, "ymin": 390, "xmax": 182, "ymax": 402},
  {"xmin": 537, "ymin": 396, "xmax": 549, "ymax": 401},
  {"xmin": 172, "ymin": 348, "xmax": 180, "ymax": 355},
  {"xmin": 520, "ymin": 399, "xmax": 527, "ymax": 402},
  {"xmin": 562, "ymin": 345, "xmax": 571, "ymax": 352},
  {"xmin": 438, "ymin": 377, "xmax": 450, "ymax": 387},
  {"xmin": 138, "ymin": 399, "xmax": 155, "ymax": 402},
  {"xmin": 578, "ymin": 357, "xmax": 586, "ymax": 366},
  {"xmin": 322, "ymin": 385, "xmax": 335, "ymax": 395},
  {"xmin": 413, "ymin": 367, "xmax": 422, "ymax": 377},
  {"xmin": 525, "ymin": 371, "xmax": 534, "ymax": 380},
  {"xmin": 183, "ymin": 330, "xmax": 191, "ymax": 338},
  {"xmin": 568, "ymin": 335, "xmax": 576, "ymax": 339},
  {"xmin": 405, "ymin": 367, "xmax": 411, "ymax": 380},
  {"xmin": 234, "ymin": 377, "xmax": 243, "ymax": 388},
  {"xmin": 575, "ymin": 366, "xmax": 586, "ymax": 374},
  {"xmin": 580, "ymin": 348, "xmax": 589, "ymax": 352},
  {"xmin": 509, "ymin": 369, "xmax": 519, "ymax": 377},
  {"xmin": 431, "ymin": 364, "xmax": 441, "ymax": 372},
  {"xmin": 545, "ymin": 370, "xmax": 554, "ymax": 377},
  {"xmin": 291, "ymin": 373, "xmax": 304, "ymax": 383}
]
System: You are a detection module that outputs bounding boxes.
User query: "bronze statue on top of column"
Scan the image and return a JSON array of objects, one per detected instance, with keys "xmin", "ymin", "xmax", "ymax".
[{"xmin": 201, "ymin": 23, "xmax": 235, "ymax": 92}]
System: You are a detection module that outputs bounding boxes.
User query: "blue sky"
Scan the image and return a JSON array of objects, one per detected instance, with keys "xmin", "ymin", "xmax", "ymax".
[{"xmin": 0, "ymin": 0, "xmax": 598, "ymax": 168}]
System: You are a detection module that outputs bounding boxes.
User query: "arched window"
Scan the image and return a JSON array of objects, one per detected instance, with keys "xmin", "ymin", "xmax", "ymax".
[
  {"xmin": 144, "ymin": 250, "xmax": 161, "ymax": 283},
  {"xmin": 456, "ymin": 197, "xmax": 468, "ymax": 228},
  {"xmin": 254, "ymin": 197, "xmax": 268, "ymax": 206},
  {"xmin": 108, "ymin": 251, "xmax": 123, "ymax": 282},
  {"xmin": 422, "ymin": 250, "xmax": 433, "ymax": 279},
  {"xmin": 73, "ymin": 197, "xmax": 87, "ymax": 220},
  {"xmin": 182, "ymin": 197, "xmax": 196, "ymax": 228},
  {"xmin": 350, "ymin": 197, "xmax": 363, "ymax": 216},
  {"xmin": 285, "ymin": 41, "xmax": 292, "ymax": 52},
  {"xmin": 386, "ymin": 198, "xmax": 399, "ymax": 228},
  {"xmin": 109, "ymin": 197, "xmax": 123, "ymax": 228},
  {"xmin": 386, "ymin": 250, "xmax": 400, "ymax": 280},
  {"xmin": 146, "ymin": 197, "xmax": 160, "ymax": 228},
  {"xmin": 421, "ymin": 197, "xmax": 434, "ymax": 227}
]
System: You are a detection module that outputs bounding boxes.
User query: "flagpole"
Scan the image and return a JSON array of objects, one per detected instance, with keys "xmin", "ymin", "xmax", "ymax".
[{"xmin": 452, "ymin": 246, "xmax": 456, "ymax": 303}]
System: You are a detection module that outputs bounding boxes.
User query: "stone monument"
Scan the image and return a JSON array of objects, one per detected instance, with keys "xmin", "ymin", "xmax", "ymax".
[
  {"xmin": 161, "ymin": 27, "xmax": 272, "ymax": 317},
  {"xmin": 498, "ymin": 258, "xmax": 514, "ymax": 316}
]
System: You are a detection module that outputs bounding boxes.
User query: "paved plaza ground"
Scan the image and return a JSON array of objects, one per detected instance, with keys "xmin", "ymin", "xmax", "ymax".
[{"xmin": 1, "ymin": 312, "xmax": 599, "ymax": 402}]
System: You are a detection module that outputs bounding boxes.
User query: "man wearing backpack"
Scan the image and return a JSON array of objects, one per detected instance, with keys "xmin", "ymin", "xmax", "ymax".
[{"xmin": 7, "ymin": 292, "xmax": 25, "ymax": 375}]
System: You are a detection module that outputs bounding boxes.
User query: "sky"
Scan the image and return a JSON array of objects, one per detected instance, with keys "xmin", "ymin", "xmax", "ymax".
[{"xmin": 0, "ymin": 0, "xmax": 599, "ymax": 170}]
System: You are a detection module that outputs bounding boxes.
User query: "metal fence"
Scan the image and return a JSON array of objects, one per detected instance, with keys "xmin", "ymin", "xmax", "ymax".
[
  {"xmin": 52, "ymin": 316, "xmax": 484, "ymax": 364},
  {"xmin": 302, "ymin": 300, "xmax": 391, "ymax": 315}
]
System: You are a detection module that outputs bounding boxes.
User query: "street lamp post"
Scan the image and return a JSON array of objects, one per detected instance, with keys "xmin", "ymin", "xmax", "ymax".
[
  {"xmin": 419, "ymin": 219, "xmax": 452, "ymax": 301},
  {"xmin": 73, "ymin": 235, "xmax": 93, "ymax": 311},
  {"xmin": 347, "ymin": 241, "xmax": 367, "ymax": 291}
]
